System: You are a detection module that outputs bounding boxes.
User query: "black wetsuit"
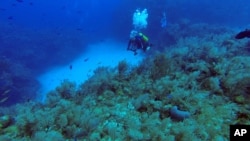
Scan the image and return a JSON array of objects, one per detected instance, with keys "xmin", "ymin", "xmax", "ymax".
[{"xmin": 127, "ymin": 34, "xmax": 149, "ymax": 55}]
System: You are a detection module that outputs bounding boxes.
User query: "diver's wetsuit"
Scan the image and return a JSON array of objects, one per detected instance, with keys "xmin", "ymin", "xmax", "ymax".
[{"xmin": 127, "ymin": 33, "xmax": 149, "ymax": 55}]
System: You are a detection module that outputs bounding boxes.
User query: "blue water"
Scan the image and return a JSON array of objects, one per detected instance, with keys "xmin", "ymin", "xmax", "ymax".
[{"xmin": 0, "ymin": 0, "xmax": 249, "ymax": 105}]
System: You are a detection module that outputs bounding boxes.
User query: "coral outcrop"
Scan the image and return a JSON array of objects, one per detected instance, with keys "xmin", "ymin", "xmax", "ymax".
[{"xmin": 0, "ymin": 23, "xmax": 249, "ymax": 140}]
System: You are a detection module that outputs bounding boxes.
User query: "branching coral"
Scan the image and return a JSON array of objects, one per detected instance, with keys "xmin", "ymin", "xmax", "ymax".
[
  {"xmin": 0, "ymin": 24, "xmax": 248, "ymax": 141},
  {"xmin": 150, "ymin": 53, "xmax": 171, "ymax": 80},
  {"xmin": 117, "ymin": 60, "xmax": 129, "ymax": 78}
]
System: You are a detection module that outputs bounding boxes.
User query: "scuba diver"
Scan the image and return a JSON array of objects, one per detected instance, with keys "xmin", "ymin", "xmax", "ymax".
[
  {"xmin": 127, "ymin": 30, "xmax": 152, "ymax": 55},
  {"xmin": 235, "ymin": 29, "xmax": 250, "ymax": 39}
]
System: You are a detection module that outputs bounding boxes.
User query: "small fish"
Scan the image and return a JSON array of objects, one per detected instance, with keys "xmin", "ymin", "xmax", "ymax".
[
  {"xmin": 2, "ymin": 89, "xmax": 10, "ymax": 95},
  {"xmin": 0, "ymin": 97, "xmax": 9, "ymax": 103},
  {"xmin": 26, "ymin": 98, "xmax": 31, "ymax": 102},
  {"xmin": 84, "ymin": 58, "xmax": 89, "ymax": 62},
  {"xmin": 16, "ymin": 0, "xmax": 23, "ymax": 3},
  {"xmin": 76, "ymin": 28, "xmax": 83, "ymax": 31},
  {"xmin": 8, "ymin": 16, "xmax": 13, "ymax": 20},
  {"xmin": 69, "ymin": 65, "xmax": 73, "ymax": 70},
  {"xmin": 0, "ymin": 8, "xmax": 6, "ymax": 11}
]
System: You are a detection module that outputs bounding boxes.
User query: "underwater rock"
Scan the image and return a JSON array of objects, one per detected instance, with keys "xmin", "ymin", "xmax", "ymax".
[
  {"xmin": 234, "ymin": 95, "xmax": 245, "ymax": 104},
  {"xmin": 0, "ymin": 115, "xmax": 12, "ymax": 129},
  {"xmin": 170, "ymin": 106, "xmax": 190, "ymax": 121},
  {"xmin": 3, "ymin": 125, "xmax": 19, "ymax": 136}
]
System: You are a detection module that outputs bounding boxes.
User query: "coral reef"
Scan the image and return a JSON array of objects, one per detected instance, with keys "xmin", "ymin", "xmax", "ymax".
[{"xmin": 0, "ymin": 23, "xmax": 249, "ymax": 140}]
